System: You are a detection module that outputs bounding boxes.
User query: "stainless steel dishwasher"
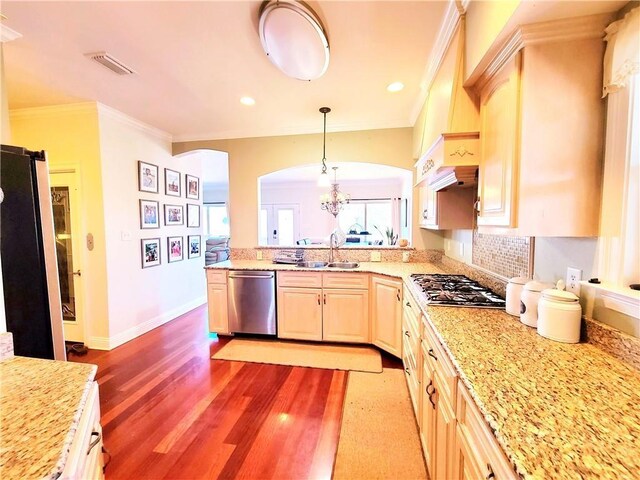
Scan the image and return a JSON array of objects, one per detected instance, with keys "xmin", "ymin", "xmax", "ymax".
[{"xmin": 227, "ymin": 270, "xmax": 276, "ymax": 335}]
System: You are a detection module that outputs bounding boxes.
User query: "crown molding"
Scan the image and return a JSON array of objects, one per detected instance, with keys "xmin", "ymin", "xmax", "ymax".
[
  {"xmin": 409, "ymin": 0, "xmax": 464, "ymax": 125},
  {"xmin": 97, "ymin": 103, "xmax": 172, "ymax": 142},
  {"xmin": 467, "ymin": 12, "xmax": 612, "ymax": 91},
  {"xmin": 10, "ymin": 102, "xmax": 98, "ymax": 118},
  {"xmin": 0, "ymin": 24, "xmax": 21, "ymax": 43}
]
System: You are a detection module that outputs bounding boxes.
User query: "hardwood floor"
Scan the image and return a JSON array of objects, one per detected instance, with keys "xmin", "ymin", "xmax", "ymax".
[{"xmin": 70, "ymin": 306, "xmax": 399, "ymax": 479}]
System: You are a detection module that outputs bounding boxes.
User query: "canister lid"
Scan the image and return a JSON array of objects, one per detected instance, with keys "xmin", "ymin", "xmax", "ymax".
[
  {"xmin": 523, "ymin": 280, "xmax": 553, "ymax": 292},
  {"xmin": 509, "ymin": 276, "xmax": 530, "ymax": 285},
  {"xmin": 542, "ymin": 288, "xmax": 579, "ymax": 302}
]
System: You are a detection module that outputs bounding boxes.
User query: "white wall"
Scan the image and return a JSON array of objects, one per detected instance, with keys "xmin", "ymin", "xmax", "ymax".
[
  {"xmin": 533, "ymin": 237, "xmax": 598, "ymax": 284},
  {"xmin": 98, "ymin": 105, "xmax": 206, "ymax": 346}
]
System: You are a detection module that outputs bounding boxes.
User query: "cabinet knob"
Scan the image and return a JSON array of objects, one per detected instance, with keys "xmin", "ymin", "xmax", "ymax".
[
  {"xmin": 323, "ymin": 294, "xmax": 326, "ymax": 305},
  {"xmin": 397, "ymin": 289, "xmax": 401, "ymax": 301},
  {"xmin": 428, "ymin": 348, "xmax": 438, "ymax": 362},
  {"xmin": 405, "ymin": 367, "xmax": 410, "ymax": 375},
  {"xmin": 317, "ymin": 294, "xmax": 321, "ymax": 305},
  {"xmin": 87, "ymin": 430, "xmax": 102, "ymax": 455},
  {"xmin": 404, "ymin": 330, "xmax": 410, "ymax": 338},
  {"xmin": 486, "ymin": 464, "xmax": 495, "ymax": 480},
  {"xmin": 405, "ymin": 301, "xmax": 411, "ymax": 307}
]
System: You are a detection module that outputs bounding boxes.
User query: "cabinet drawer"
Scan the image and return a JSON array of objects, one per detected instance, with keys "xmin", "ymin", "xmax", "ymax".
[
  {"xmin": 423, "ymin": 316, "xmax": 457, "ymax": 408},
  {"xmin": 402, "ymin": 308, "xmax": 421, "ymax": 362},
  {"xmin": 403, "ymin": 285, "xmax": 421, "ymax": 319},
  {"xmin": 456, "ymin": 380, "xmax": 517, "ymax": 480},
  {"xmin": 277, "ymin": 271, "xmax": 322, "ymax": 288},
  {"xmin": 322, "ymin": 272, "xmax": 369, "ymax": 289},
  {"xmin": 403, "ymin": 338, "xmax": 421, "ymax": 417},
  {"xmin": 206, "ymin": 269, "xmax": 227, "ymax": 285}
]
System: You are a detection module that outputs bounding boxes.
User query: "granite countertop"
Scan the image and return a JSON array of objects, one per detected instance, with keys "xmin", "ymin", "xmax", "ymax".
[
  {"xmin": 0, "ymin": 356, "xmax": 97, "ymax": 480},
  {"xmin": 404, "ymin": 280, "xmax": 640, "ymax": 480},
  {"xmin": 205, "ymin": 259, "xmax": 446, "ymax": 278}
]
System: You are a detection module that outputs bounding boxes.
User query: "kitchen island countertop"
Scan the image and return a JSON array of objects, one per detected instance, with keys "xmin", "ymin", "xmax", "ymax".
[{"xmin": 0, "ymin": 356, "xmax": 97, "ymax": 480}]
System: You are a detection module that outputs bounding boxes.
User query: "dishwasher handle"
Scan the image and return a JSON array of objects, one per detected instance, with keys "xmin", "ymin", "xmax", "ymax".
[{"xmin": 228, "ymin": 271, "xmax": 275, "ymax": 279}]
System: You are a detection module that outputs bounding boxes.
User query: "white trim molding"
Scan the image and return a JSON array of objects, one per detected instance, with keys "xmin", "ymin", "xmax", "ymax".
[
  {"xmin": 466, "ymin": 12, "xmax": 612, "ymax": 91},
  {"xmin": 10, "ymin": 102, "xmax": 98, "ymax": 119},
  {"xmin": 97, "ymin": 103, "xmax": 172, "ymax": 142}
]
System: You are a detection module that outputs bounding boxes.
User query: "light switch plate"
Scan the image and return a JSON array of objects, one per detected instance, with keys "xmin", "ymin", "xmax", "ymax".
[
  {"xmin": 566, "ymin": 267, "xmax": 582, "ymax": 296},
  {"xmin": 371, "ymin": 251, "xmax": 381, "ymax": 262},
  {"xmin": 121, "ymin": 231, "xmax": 132, "ymax": 241}
]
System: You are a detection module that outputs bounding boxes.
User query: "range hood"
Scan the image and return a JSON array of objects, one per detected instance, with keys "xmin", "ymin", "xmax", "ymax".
[{"xmin": 415, "ymin": 132, "xmax": 480, "ymax": 191}]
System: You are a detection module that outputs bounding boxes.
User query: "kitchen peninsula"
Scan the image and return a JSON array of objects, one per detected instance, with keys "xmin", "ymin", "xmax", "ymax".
[{"xmin": 205, "ymin": 259, "xmax": 640, "ymax": 479}]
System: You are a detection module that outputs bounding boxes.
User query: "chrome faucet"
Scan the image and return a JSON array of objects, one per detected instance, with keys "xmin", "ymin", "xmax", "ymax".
[{"xmin": 329, "ymin": 232, "xmax": 338, "ymax": 263}]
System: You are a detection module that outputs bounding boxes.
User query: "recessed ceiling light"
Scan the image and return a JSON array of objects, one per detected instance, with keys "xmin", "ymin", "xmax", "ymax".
[
  {"xmin": 387, "ymin": 82, "xmax": 404, "ymax": 93},
  {"xmin": 240, "ymin": 96, "xmax": 256, "ymax": 106}
]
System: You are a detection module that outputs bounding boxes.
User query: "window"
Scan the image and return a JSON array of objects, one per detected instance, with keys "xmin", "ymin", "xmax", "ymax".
[
  {"xmin": 203, "ymin": 203, "xmax": 229, "ymax": 237},
  {"xmin": 339, "ymin": 199, "xmax": 393, "ymax": 244}
]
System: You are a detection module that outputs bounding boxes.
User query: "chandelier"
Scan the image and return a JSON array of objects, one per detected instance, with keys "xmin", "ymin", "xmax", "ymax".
[{"xmin": 320, "ymin": 167, "xmax": 350, "ymax": 217}]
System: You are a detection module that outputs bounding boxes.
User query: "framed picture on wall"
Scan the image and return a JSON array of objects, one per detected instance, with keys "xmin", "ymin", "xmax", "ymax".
[
  {"xmin": 141, "ymin": 238, "xmax": 161, "ymax": 268},
  {"xmin": 139, "ymin": 200, "xmax": 160, "ymax": 229},
  {"xmin": 138, "ymin": 161, "xmax": 159, "ymax": 193},
  {"xmin": 164, "ymin": 204, "xmax": 184, "ymax": 226},
  {"xmin": 165, "ymin": 168, "xmax": 181, "ymax": 197},
  {"xmin": 187, "ymin": 203, "xmax": 200, "ymax": 228},
  {"xmin": 186, "ymin": 174, "xmax": 200, "ymax": 200},
  {"xmin": 188, "ymin": 235, "xmax": 201, "ymax": 259},
  {"xmin": 168, "ymin": 236, "xmax": 184, "ymax": 263}
]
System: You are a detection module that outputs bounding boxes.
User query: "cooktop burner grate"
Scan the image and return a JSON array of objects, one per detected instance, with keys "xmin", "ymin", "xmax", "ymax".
[{"xmin": 410, "ymin": 274, "xmax": 505, "ymax": 308}]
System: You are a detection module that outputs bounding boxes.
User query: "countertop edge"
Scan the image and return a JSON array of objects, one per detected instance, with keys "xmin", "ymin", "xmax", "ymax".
[{"xmin": 48, "ymin": 364, "xmax": 98, "ymax": 480}]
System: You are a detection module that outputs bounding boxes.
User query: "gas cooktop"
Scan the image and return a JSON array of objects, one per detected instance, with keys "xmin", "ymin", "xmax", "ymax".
[{"xmin": 410, "ymin": 274, "xmax": 506, "ymax": 309}]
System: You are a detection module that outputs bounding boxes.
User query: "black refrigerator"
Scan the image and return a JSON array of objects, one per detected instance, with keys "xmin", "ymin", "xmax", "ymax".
[{"xmin": 0, "ymin": 144, "xmax": 66, "ymax": 360}]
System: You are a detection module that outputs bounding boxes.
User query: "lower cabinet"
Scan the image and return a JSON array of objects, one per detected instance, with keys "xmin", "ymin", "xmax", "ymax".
[
  {"xmin": 371, "ymin": 275, "xmax": 403, "ymax": 357},
  {"xmin": 207, "ymin": 283, "xmax": 229, "ymax": 334},
  {"xmin": 322, "ymin": 289, "xmax": 369, "ymax": 343},
  {"xmin": 276, "ymin": 272, "xmax": 370, "ymax": 343},
  {"xmin": 433, "ymin": 371, "xmax": 456, "ymax": 480},
  {"xmin": 421, "ymin": 357, "xmax": 436, "ymax": 475},
  {"xmin": 277, "ymin": 287, "xmax": 323, "ymax": 341},
  {"xmin": 61, "ymin": 381, "xmax": 104, "ymax": 480}
]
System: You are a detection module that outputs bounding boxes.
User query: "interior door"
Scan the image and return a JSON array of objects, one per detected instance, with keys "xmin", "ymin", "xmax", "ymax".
[
  {"xmin": 49, "ymin": 171, "xmax": 84, "ymax": 343},
  {"xmin": 260, "ymin": 204, "xmax": 300, "ymax": 245}
]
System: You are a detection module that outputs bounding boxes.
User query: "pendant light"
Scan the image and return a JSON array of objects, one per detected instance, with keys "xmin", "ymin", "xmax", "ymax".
[
  {"xmin": 320, "ymin": 167, "xmax": 350, "ymax": 217},
  {"xmin": 318, "ymin": 107, "xmax": 331, "ymax": 187}
]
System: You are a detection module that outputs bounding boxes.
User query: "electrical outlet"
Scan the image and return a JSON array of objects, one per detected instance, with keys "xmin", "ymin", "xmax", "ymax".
[
  {"xmin": 459, "ymin": 243, "xmax": 464, "ymax": 257},
  {"xmin": 370, "ymin": 251, "xmax": 381, "ymax": 262},
  {"xmin": 566, "ymin": 267, "xmax": 582, "ymax": 296},
  {"xmin": 256, "ymin": 250, "xmax": 263, "ymax": 260}
]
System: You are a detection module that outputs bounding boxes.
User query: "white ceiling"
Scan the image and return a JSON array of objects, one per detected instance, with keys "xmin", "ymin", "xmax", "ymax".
[
  {"xmin": 1, "ymin": 0, "xmax": 448, "ymax": 141},
  {"xmin": 260, "ymin": 162, "xmax": 411, "ymax": 184}
]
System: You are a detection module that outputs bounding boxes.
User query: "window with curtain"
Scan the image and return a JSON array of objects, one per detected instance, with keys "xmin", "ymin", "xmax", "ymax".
[
  {"xmin": 203, "ymin": 203, "xmax": 230, "ymax": 237},
  {"xmin": 597, "ymin": 6, "xmax": 639, "ymax": 292}
]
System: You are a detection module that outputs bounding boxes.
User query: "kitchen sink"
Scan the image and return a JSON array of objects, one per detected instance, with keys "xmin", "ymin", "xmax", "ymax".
[
  {"xmin": 327, "ymin": 262, "xmax": 360, "ymax": 269},
  {"xmin": 296, "ymin": 261, "xmax": 329, "ymax": 268}
]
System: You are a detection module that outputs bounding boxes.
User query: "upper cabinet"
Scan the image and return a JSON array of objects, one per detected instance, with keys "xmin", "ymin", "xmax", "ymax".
[{"xmin": 471, "ymin": 14, "xmax": 610, "ymax": 236}]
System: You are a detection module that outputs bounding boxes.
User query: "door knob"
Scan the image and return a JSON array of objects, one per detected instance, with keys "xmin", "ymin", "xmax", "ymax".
[{"xmin": 72, "ymin": 270, "xmax": 82, "ymax": 277}]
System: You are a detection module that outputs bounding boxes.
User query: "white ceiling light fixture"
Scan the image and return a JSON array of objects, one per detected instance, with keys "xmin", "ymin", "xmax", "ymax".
[
  {"xmin": 317, "ymin": 107, "xmax": 331, "ymax": 187},
  {"xmin": 240, "ymin": 96, "xmax": 256, "ymax": 106},
  {"xmin": 387, "ymin": 81, "xmax": 405, "ymax": 92},
  {"xmin": 258, "ymin": 0, "xmax": 330, "ymax": 81}
]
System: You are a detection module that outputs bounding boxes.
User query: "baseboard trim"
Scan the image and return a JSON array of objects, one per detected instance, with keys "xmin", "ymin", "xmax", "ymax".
[{"xmin": 90, "ymin": 296, "xmax": 207, "ymax": 351}]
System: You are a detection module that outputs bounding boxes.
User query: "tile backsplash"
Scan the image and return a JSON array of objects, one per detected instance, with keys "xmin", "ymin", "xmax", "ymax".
[
  {"xmin": 231, "ymin": 247, "xmax": 443, "ymax": 264},
  {"xmin": 472, "ymin": 231, "xmax": 532, "ymax": 280}
]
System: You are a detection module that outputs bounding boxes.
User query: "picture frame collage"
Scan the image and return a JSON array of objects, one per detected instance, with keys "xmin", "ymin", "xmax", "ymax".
[{"xmin": 138, "ymin": 161, "xmax": 202, "ymax": 268}]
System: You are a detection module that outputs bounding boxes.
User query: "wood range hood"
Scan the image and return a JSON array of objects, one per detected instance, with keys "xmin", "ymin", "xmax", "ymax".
[{"xmin": 414, "ymin": 16, "xmax": 480, "ymax": 192}]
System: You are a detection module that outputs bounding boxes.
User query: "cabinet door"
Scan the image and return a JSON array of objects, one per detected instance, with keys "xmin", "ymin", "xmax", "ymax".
[
  {"xmin": 207, "ymin": 283, "xmax": 229, "ymax": 334},
  {"xmin": 419, "ymin": 184, "xmax": 438, "ymax": 228},
  {"xmin": 477, "ymin": 53, "xmax": 521, "ymax": 228},
  {"xmin": 277, "ymin": 287, "xmax": 323, "ymax": 341},
  {"xmin": 322, "ymin": 289, "xmax": 369, "ymax": 343},
  {"xmin": 371, "ymin": 276, "xmax": 402, "ymax": 357},
  {"xmin": 453, "ymin": 425, "xmax": 484, "ymax": 480},
  {"xmin": 434, "ymin": 371, "xmax": 456, "ymax": 480},
  {"xmin": 421, "ymin": 359, "xmax": 436, "ymax": 478}
]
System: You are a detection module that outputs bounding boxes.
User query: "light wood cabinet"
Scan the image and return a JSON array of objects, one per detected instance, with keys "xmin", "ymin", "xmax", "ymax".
[
  {"xmin": 433, "ymin": 371, "xmax": 456, "ymax": 480},
  {"xmin": 418, "ymin": 183, "xmax": 477, "ymax": 231},
  {"xmin": 370, "ymin": 275, "xmax": 402, "ymax": 357},
  {"xmin": 477, "ymin": 54, "xmax": 520, "ymax": 228},
  {"xmin": 61, "ymin": 381, "xmax": 104, "ymax": 480},
  {"xmin": 277, "ymin": 287, "xmax": 323, "ymax": 341},
  {"xmin": 421, "ymin": 356, "xmax": 436, "ymax": 477},
  {"xmin": 402, "ymin": 288, "xmax": 422, "ymax": 419},
  {"xmin": 207, "ymin": 283, "xmax": 229, "ymax": 334},
  {"xmin": 474, "ymin": 20, "xmax": 607, "ymax": 236},
  {"xmin": 276, "ymin": 272, "xmax": 369, "ymax": 343},
  {"xmin": 322, "ymin": 289, "xmax": 369, "ymax": 343}
]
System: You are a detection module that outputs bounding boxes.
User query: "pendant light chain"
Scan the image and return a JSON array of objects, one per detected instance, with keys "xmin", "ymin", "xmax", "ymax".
[{"xmin": 320, "ymin": 107, "xmax": 330, "ymax": 175}]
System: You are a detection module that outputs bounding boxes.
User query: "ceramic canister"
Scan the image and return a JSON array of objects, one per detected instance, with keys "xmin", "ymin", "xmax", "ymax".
[
  {"xmin": 537, "ymin": 289, "xmax": 582, "ymax": 343},
  {"xmin": 506, "ymin": 276, "xmax": 529, "ymax": 316},
  {"xmin": 520, "ymin": 280, "xmax": 553, "ymax": 327}
]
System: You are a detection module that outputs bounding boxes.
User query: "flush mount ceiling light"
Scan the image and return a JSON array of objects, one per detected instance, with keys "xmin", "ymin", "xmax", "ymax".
[
  {"xmin": 240, "ymin": 96, "xmax": 256, "ymax": 106},
  {"xmin": 258, "ymin": 0, "xmax": 330, "ymax": 81}
]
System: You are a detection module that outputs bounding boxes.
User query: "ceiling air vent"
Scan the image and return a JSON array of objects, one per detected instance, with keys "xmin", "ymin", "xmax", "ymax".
[{"xmin": 85, "ymin": 51, "xmax": 136, "ymax": 75}]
